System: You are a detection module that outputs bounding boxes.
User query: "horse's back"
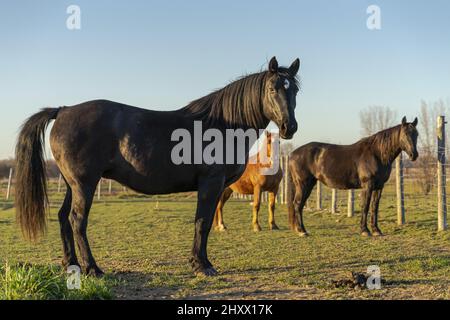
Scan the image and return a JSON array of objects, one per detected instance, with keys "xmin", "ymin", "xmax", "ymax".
[
  {"xmin": 49, "ymin": 100, "xmax": 187, "ymax": 188},
  {"xmin": 290, "ymin": 142, "xmax": 362, "ymax": 189},
  {"xmin": 50, "ymin": 101, "xmax": 124, "ymax": 177}
]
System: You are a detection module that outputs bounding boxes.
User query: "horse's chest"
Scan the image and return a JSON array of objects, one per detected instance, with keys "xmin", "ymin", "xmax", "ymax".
[{"xmin": 371, "ymin": 165, "xmax": 392, "ymax": 187}]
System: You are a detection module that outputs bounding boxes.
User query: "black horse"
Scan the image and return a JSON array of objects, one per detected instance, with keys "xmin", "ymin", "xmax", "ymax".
[
  {"xmin": 287, "ymin": 117, "xmax": 418, "ymax": 237},
  {"xmin": 15, "ymin": 57, "xmax": 300, "ymax": 276}
]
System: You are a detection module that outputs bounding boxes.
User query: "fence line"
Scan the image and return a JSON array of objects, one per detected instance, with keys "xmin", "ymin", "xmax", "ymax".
[{"xmin": 1, "ymin": 117, "xmax": 449, "ymax": 232}]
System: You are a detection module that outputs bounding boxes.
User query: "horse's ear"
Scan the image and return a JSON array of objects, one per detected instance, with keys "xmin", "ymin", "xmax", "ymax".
[
  {"xmin": 268, "ymin": 56, "xmax": 278, "ymax": 73},
  {"xmin": 288, "ymin": 58, "xmax": 300, "ymax": 76},
  {"xmin": 412, "ymin": 117, "xmax": 418, "ymax": 127},
  {"xmin": 401, "ymin": 116, "xmax": 407, "ymax": 126}
]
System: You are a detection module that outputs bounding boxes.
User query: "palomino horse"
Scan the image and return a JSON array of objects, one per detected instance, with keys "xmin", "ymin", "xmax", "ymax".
[
  {"xmin": 287, "ymin": 117, "xmax": 418, "ymax": 237},
  {"xmin": 213, "ymin": 132, "xmax": 283, "ymax": 232},
  {"xmin": 15, "ymin": 57, "xmax": 300, "ymax": 276}
]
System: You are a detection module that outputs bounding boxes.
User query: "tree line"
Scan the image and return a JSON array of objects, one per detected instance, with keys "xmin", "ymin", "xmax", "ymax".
[{"xmin": 0, "ymin": 159, "xmax": 60, "ymax": 179}]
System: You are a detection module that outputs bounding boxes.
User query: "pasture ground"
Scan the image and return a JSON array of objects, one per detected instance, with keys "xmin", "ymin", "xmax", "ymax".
[{"xmin": 0, "ymin": 187, "xmax": 449, "ymax": 300}]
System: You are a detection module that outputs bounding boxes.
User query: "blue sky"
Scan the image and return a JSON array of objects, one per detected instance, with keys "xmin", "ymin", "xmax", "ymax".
[{"xmin": 1, "ymin": 0, "xmax": 449, "ymax": 158}]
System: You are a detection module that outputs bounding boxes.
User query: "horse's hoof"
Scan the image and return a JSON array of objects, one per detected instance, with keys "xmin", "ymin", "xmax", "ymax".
[
  {"xmin": 270, "ymin": 224, "xmax": 280, "ymax": 230},
  {"xmin": 195, "ymin": 267, "xmax": 218, "ymax": 277},
  {"xmin": 215, "ymin": 224, "xmax": 227, "ymax": 232},
  {"xmin": 372, "ymin": 230, "xmax": 383, "ymax": 237},
  {"xmin": 360, "ymin": 230, "xmax": 372, "ymax": 237},
  {"xmin": 297, "ymin": 231, "xmax": 309, "ymax": 237},
  {"xmin": 252, "ymin": 224, "xmax": 262, "ymax": 232},
  {"xmin": 85, "ymin": 266, "xmax": 105, "ymax": 277}
]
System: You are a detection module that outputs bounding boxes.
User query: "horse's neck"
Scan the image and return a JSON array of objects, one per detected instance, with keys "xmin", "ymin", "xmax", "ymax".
[
  {"xmin": 386, "ymin": 147, "xmax": 402, "ymax": 165},
  {"xmin": 376, "ymin": 130, "xmax": 402, "ymax": 165}
]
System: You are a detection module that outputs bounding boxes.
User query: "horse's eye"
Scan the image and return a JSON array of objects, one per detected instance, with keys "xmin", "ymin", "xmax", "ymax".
[{"xmin": 284, "ymin": 79, "xmax": 290, "ymax": 90}]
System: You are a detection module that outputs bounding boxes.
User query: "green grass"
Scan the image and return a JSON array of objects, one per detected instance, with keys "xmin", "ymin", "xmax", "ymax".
[
  {"xmin": 0, "ymin": 262, "xmax": 114, "ymax": 300},
  {"xmin": 0, "ymin": 185, "xmax": 449, "ymax": 300}
]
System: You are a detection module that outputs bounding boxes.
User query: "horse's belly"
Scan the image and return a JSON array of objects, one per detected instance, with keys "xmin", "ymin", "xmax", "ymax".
[
  {"xmin": 104, "ymin": 164, "xmax": 198, "ymax": 195},
  {"xmin": 319, "ymin": 175, "xmax": 361, "ymax": 190}
]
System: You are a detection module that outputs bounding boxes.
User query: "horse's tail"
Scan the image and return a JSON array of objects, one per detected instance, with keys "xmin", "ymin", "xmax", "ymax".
[
  {"xmin": 286, "ymin": 156, "xmax": 296, "ymax": 230},
  {"xmin": 15, "ymin": 107, "xmax": 61, "ymax": 241}
]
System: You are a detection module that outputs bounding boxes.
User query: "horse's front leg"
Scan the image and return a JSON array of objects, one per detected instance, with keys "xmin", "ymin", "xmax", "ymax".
[
  {"xmin": 360, "ymin": 185, "xmax": 373, "ymax": 237},
  {"xmin": 370, "ymin": 189, "xmax": 383, "ymax": 236},
  {"xmin": 190, "ymin": 176, "xmax": 224, "ymax": 276},
  {"xmin": 268, "ymin": 192, "xmax": 279, "ymax": 230},
  {"xmin": 252, "ymin": 186, "xmax": 262, "ymax": 232},
  {"xmin": 213, "ymin": 188, "xmax": 233, "ymax": 232}
]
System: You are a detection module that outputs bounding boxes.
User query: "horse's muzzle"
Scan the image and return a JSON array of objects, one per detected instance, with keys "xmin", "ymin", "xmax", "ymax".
[
  {"xmin": 280, "ymin": 121, "xmax": 297, "ymax": 139},
  {"xmin": 409, "ymin": 151, "xmax": 419, "ymax": 161}
]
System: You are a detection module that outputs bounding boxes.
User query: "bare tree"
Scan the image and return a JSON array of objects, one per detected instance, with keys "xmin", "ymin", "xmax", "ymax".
[
  {"xmin": 416, "ymin": 99, "xmax": 448, "ymax": 195},
  {"xmin": 359, "ymin": 106, "xmax": 398, "ymax": 136}
]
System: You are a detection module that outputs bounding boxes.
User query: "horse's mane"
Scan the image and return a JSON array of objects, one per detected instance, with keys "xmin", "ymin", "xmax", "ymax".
[
  {"xmin": 180, "ymin": 68, "xmax": 299, "ymax": 129},
  {"xmin": 359, "ymin": 125, "xmax": 401, "ymax": 164}
]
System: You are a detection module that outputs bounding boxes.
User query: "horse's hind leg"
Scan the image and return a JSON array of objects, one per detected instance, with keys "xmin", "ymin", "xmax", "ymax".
[
  {"xmin": 213, "ymin": 187, "xmax": 233, "ymax": 232},
  {"xmin": 69, "ymin": 182, "xmax": 103, "ymax": 276},
  {"xmin": 252, "ymin": 186, "xmax": 262, "ymax": 232},
  {"xmin": 58, "ymin": 187, "xmax": 79, "ymax": 269},
  {"xmin": 360, "ymin": 185, "xmax": 373, "ymax": 236},
  {"xmin": 268, "ymin": 192, "xmax": 279, "ymax": 230},
  {"xmin": 370, "ymin": 189, "xmax": 383, "ymax": 236},
  {"xmin": 293, "ymin": 176, "xmax": 316, "ymax": 236}
]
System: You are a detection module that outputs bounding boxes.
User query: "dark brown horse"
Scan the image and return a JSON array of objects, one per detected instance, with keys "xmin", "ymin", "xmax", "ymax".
[
  {"xmin": 15, "ymin": 57, "xmax": 300, "ymax": 276},
  {"xmin": 212, "ymin": 132, "xmax": 283, "ymax": 232},
  {"xmin": 287, "ymin": 117, "xmax": 418, "ymax": 237}
]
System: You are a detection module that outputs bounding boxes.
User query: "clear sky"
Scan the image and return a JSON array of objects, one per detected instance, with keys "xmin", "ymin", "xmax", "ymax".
[{"xmin": 1, "ymin": 0, "xmax": 449, "ymax": 158}]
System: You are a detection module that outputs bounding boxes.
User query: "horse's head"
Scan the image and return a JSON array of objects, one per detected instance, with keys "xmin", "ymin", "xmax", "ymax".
[
  {"xmin": 262, "ymin": 57, "xmax": 300, "ymax": 139},
  {"xmin": 399, "ymin": 116, "xmax": 419, "ymax": 161}
]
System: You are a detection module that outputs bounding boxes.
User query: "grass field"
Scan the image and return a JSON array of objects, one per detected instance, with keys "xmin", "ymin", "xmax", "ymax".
[{"xmin": 0, "ymin": 184, "xmax": 449, "ymax": 300}]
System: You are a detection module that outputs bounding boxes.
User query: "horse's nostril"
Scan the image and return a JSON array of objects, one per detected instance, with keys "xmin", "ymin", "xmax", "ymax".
[
  {"xmin": 289, "ymin": 123, "xmax": 298, "ymax": 132},
  {"xmin": 281, "ymin": 123, "xmax": 288, "ymax": 132}
]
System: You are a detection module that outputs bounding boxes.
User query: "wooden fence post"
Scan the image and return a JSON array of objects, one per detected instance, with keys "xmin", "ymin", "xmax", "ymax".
[
  {"xmin": 6, "ymin": 168, "xmax": 13, "ymax": 200},
  {"xmin": 437, "ymin": 116, "xmax": 448, "ymax": 231},
  {"xmin": 108, "ymin": 180, "xmax": 112, "ymax": 195},
  {"xmin": 97, "ymin": 179, "xmax": 102, "ymax": 200},
  {"xmin": 396, "ymin": 153, "xmax": 405, "ymax": 225},
  {"xmin": 285, "ymin": 155, "xmax": 289, "ymax": 205},
  {"xmin": 277, "ymin": 156, "xmax": 286, "ymax": 204},
  {"xmin": 57, "ymin": 173, "xmax": 62, "ymax": 193},
  {"xmin": 316, "ymin": 181, "xmax": 322, "ymax": 210},
  {"xmin": 331, "ymin": 189, "xmax": 337, "ymax": 214},
  {"xmin": 347, "ymin": 189, "xmax": 354, "ymax": 217}
]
